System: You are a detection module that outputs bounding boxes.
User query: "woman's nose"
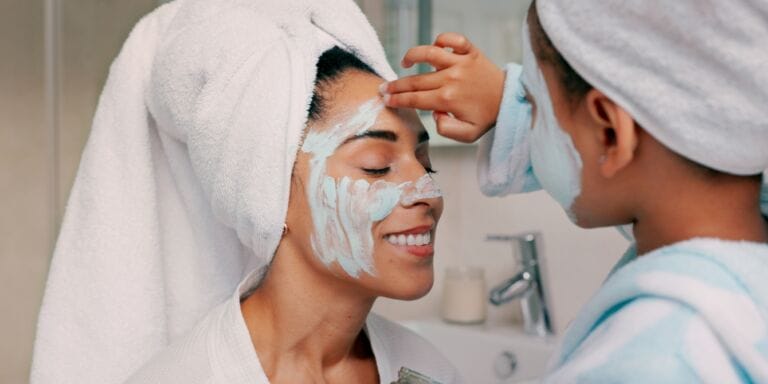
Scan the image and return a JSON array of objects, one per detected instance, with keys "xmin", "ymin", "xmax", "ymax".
[{"xmin": 399, "ymin": 172, "xmax": 443, "ymax": 208}]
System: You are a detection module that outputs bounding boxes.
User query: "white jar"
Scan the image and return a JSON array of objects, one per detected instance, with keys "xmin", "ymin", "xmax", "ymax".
[{"xmin": 440, "ymin": 266, "xmax": 487, "ymax": 324}]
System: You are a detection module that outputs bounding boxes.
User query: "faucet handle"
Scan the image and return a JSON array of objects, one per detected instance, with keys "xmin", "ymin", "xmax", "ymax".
[
  {"xmin": 486, "ymin": 233, "xmax": 537, "ymax": 243},
  {"xmin": 489, "ymin": 269, "xmax": 534, "ymax": 305},
  {"xmin": 486, "ymin": 232, "xmax": 541, "ymax": 267}
]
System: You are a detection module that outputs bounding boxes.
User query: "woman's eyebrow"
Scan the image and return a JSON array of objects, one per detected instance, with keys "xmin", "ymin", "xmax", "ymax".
[
  {"xmin": 339, "ymin": 129, "xmax": 430, "ymax": 147},
  {"xmin": 341, "ymin": 130, "xmax": 398, "ymax": 146}
]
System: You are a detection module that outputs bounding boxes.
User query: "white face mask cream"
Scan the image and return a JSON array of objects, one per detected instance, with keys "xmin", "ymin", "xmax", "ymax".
[
  {"xmin": 521, "ymin": 22, "xmax": 583, "ymax": 221},
  {"xmin": 300, "ymin": 99, "xmax": 442, "ymax": 278}
]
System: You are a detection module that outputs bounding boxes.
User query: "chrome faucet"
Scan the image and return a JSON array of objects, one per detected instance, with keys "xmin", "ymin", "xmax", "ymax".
[{"xmin": 487, "ymin": 232, "xmax": 554, "ymax": 337}]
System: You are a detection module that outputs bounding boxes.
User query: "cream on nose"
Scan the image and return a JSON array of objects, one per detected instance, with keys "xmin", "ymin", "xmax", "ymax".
[{"xmin": 400, "ymin": 174, "xmax": 442, "ymax": 206}]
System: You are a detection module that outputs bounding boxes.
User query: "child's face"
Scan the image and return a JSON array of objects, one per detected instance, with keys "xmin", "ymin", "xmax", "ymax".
[{"xmin": 527, "ymin": 60, "xmax": 637, "ymax": 228}]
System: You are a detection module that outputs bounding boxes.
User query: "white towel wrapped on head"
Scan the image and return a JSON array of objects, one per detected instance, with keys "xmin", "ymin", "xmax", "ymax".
[
  {"xmin": 31, "ymin": 0, "xmax": 397, "ymax": 382},
  {"xmin": 537, "ymin": 0, "xmax": 768, "ymax": 176}
]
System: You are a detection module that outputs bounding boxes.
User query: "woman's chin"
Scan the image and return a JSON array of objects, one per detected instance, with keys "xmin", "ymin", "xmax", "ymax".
[{"xmin": 379, "ymin": 275, "xmax": 434, "ymax": 301}]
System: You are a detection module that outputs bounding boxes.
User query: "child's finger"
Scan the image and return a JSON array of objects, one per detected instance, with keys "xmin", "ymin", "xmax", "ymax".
[
  {"xmin": 433, "ymin": 111, "xmax": 449, "ymax": 121},
  {"xmin": 434, "ymin": 32, "xmax": 474, "ymax": 55},
  {"xmin": 381, "ymin": 72, "xmax": 444, "ymax": 95},
  {"xmin": 383, "ymin": 89, "xmax": 442, "ymax": 110},
  {"xmin": 434, "ymin": 112, "xmax": 485, "ymax": 143},
  {"xmin": 401, "ymin": 45, "xmax": 458, "ymax": 70}
]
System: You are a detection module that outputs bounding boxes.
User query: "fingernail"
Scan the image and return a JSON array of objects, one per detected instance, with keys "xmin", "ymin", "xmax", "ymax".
[
  {"xmin": 383, "ymin": 93, "xmax": 391, "ymax": 105},
  {"xmin": 378, "ymin": 82, "xmax": 389, "ymax": 95}
]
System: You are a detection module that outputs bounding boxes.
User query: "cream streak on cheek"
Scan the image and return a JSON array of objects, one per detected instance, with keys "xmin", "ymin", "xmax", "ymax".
[{"xmin": 300, "ymin": 99, "xmax": 442, "ymax": 278}]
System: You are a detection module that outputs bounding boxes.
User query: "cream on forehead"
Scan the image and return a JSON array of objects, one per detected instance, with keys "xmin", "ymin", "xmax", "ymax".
[
  {"xmin": 302, "ymin": 99, "xmax": 385, "ymax": 158},
  {"xmin": 301, "ymin": 98, "xmax": 442, "ymax": 277}
]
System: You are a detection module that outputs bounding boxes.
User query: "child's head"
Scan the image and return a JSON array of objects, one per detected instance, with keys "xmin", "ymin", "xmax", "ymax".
[{"xmin": 523, "ymin": 1, "xmax": 766, "ymax": 232}]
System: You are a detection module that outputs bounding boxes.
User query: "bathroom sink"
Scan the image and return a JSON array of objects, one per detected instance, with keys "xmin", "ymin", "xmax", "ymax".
[{"xmin": 401, "ymin": 319, "xmax": 558, "ymax": 383}]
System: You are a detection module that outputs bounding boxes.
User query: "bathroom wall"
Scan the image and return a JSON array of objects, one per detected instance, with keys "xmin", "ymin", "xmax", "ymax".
[
  {"xmin": 0, "ymin": 2, "xmax": 48, "ymax": 383},
  {"xmin": 373, "ymin": 146, "xmax": 630, "ymax": 334},
  {"xmin": 1, "ymin": 1, "xmax": 626, "ymax": 382},
  {"xmin": 363, "ymin": 0, "xmax": 630, "ymax": 334},
  {"xmin": 0, "ymin": 1, "xmax": 159, "ymax": 383}
]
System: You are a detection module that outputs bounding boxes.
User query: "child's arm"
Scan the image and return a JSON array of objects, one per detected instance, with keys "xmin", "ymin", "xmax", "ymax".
[{"xmin": 380, "ymin": 33, "xmax": 505, "ymax": 143}]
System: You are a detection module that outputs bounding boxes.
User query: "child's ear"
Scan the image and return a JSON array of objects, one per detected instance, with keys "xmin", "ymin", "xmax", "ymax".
[{"xmin": 585, "ymin": 89, "xmax": 638, "ymax": 178}]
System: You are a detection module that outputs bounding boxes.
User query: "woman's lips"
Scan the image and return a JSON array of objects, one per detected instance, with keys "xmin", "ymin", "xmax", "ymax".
[
  {"xmin": 386, "ymin": 225, "xmax": 433, "ymax": 236},
  {"xmin": 401, "ymin": 243, "xmax": 434, "ymax": 257}
]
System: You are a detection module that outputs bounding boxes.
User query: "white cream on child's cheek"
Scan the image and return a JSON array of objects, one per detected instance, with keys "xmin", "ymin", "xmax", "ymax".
[
  {"xmin": 522, "ymin": 22, "xmax": 583, "ymax": 221},
  {"xmin": 300, "ymin": 99, "xmax": 443, "ymax": 278}
]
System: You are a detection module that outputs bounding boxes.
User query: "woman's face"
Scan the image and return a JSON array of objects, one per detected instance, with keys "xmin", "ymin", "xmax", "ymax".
[{"xmin": 285, "ymin": 70, "xmax": 443, "ymax": 300}]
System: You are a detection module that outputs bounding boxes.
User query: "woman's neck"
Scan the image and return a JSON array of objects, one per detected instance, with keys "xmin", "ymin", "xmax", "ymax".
[
  {"xmin": 240, "ymin": 242, "xmax": 377, "ymax": 382},
  {"xmin": 633, "ymin": 174, "xmax": 768, "ymax": 255}
]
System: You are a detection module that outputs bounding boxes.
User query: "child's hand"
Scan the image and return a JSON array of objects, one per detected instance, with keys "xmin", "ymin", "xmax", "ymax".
[{"xmin": 380, "ymin": 33, "xmax": 505, "ymax": 143}]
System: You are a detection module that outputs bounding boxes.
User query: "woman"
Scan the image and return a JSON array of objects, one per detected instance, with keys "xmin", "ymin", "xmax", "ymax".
[
  {"xmin": 32, "ymin": 1, "xmax": 459, "ymax": 383},
  {"xmin": 127, "ymin": 46, "xmax": 454, "ymax": 383}
]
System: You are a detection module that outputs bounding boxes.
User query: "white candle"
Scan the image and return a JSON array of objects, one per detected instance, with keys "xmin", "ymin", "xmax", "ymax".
[{"xmin": 440, "ymin": 266, "xmax": 487, "ymax": 324}]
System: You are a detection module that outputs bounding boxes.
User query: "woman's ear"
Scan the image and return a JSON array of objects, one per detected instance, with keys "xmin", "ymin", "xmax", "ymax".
[{"xmin": 585, "ymin": 89, "xmax": 639, "ymax": 178}]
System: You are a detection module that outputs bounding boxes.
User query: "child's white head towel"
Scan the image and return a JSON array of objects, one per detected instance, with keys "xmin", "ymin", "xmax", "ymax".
[
  {"xmin": 537, "ymin": 0, "xmax": 768, "ymax": 175},
  {"xmin": 31, "ymin": 1, "xmax": 395, "ymax": 382}
]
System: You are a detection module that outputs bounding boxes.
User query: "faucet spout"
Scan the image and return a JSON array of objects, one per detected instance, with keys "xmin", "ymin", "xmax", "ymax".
[{"xmin": 486, "ymin": 232, "xmax": 554, "ymax": 337}]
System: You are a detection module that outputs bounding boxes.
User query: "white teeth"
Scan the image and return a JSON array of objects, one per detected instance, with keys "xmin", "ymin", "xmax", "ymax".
[{"xmin": 386, "ymin": 232, "xmax": 431, "ymax": 246}]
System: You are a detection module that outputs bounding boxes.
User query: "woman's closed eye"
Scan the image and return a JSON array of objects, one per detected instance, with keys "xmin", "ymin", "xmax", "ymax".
[
  {"xmin": 362, "ymin": 167, "xmax": 391, "ymax": 176},
  {"xmin": 361, "ymin": 164, "xmax": 437, "ymax": 177}
]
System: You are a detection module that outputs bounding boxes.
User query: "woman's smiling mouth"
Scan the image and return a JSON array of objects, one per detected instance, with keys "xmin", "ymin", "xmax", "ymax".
[{"xmin": 384, "ymin": 225, "xmax": 435, "ymax": 257}]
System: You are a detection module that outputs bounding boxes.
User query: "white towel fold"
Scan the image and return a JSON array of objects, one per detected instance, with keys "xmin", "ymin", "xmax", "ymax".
[
  {"xmin": 31, "ymin": 1, "xmax": 396, "ymax": 382},
  {"xmin": 546, "ymin": 238, "xmax": 768, "ymax": 383}
]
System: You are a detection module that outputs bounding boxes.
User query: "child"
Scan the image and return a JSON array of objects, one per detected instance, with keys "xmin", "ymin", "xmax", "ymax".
[{"xmin": 382, "ymin": 0, "xmax": 768, "ymax": 382}]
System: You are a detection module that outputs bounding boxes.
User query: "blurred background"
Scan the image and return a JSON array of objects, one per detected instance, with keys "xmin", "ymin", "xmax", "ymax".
[{"xmin": 0, "ymin": 0, "xmax": 626, "ymax": 382}]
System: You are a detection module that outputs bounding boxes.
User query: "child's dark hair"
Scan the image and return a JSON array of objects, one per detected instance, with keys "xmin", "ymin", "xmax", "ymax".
[
  {"xmin": 307, "ymin": 46, "xmax": 379, "ymax": 121},
  {"xmin": 527, "ymin": 1, "xmax": 592, "ymax": 105}
]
